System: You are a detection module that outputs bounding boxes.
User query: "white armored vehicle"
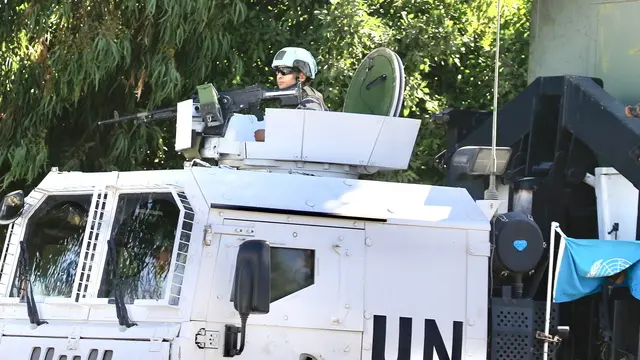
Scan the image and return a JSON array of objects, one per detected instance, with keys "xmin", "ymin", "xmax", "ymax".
[
  {"xmin": 7, "ymin": 29, "xmax": 637, "ymax": 359},
  {"xmin": 6, "ymin": 0, "xmax": 640, "ymax": 357},
  {"xmin": 0, "ymin": 48, "xmax": 501, "ymax": 360}
]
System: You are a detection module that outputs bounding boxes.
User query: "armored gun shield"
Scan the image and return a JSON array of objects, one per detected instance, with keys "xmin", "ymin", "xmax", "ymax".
[
  {"xmin": 343, "ymin": 48, "xmax": 405, "ymax": 117},
  {"xmin": 175, "ymin": 99, "xmax": 203, "ymax": 160},
  {"xmin": 175, "ymin": 84, "xmax": 225, "ymax": 160}
]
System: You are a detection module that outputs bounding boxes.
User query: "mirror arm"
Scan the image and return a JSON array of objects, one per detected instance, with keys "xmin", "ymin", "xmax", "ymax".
[
  {"xmin": 107, "ymin": 239, "xmax": 137, "ymax": 328},
  {"xmin": 237, "ymin": 314, "xmax": 248, "ymax": 355},
  {"xmin": 19, "ymin": 241, "xmax": 47, "ymax": 327},
  {"xmin": 225, "ymin": 314, "xmax": 249, "ymax": 357}
]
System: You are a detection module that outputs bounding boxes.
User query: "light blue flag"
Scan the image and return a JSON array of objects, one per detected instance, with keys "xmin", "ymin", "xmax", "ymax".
[{"xmin": 553, "ymin": 237, "xmax": 640, "ymax": 303}]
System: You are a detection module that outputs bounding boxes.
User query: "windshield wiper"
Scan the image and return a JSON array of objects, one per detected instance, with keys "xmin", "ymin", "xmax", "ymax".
[
  {"xmin": 18, "ymin": 241, "xmax": 47, "ymax": 326},
  {"xmin": 106, "ymin": 238, "xmax": 137, "ymax": 328}
]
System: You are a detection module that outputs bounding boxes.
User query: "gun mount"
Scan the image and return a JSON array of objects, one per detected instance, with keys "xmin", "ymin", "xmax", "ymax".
[
  {"xmin": 180, "ymin": 48, "xmax": 414, "ymax": 178},
  {"xmin": 179, "ymin": 107, "xmax": 420, "ymax": 178},
  {"xmin": 103, "ymin": 48, "xmax": 418, "ymax": 178}
]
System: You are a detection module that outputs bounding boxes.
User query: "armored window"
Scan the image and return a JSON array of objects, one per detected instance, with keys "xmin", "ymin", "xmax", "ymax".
[
  {"xmin": 96, "ymin": 192, "xmax": 180, "ymax": 304},
  {"xmin": 9, "ymin": 194, "xmax": 91, "ymax": 299},
  {"xmin": 270, "ymin": 247, "xmax": 315, "ymax": 302}
]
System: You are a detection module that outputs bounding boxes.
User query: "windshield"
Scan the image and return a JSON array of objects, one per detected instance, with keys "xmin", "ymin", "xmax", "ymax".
[
  {"xmin": 97, "ymin": 192, "xmax": 180, "ymax": 304},
  {"xmin": 10, "ymin": 194, "xmax": 91, "ymax": 300}
]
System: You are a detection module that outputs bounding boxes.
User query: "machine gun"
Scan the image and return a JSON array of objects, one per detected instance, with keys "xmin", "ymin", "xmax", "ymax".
[
  {"xmin": 215, "ymin": 84, "xmax": 303, "ymax": 123},
  {"xmin": 98, "ymin": 82, "xmax": 304, "ymax": 128},
  {"xmin": 99, "ymin": 82, "xmax": 305, "ymax": 162}
]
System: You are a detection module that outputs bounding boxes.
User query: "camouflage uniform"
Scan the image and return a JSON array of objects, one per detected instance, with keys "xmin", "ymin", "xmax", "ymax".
[
  {"xmin": 280, "ymin": 84, "xmax": 329, "ymax": 111},
  {"xmin": 297, "ymin": 85, "xmax": 329, "ymax": 111}
]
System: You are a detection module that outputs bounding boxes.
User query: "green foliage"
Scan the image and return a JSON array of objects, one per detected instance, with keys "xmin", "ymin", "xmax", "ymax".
[{"xmin": 0, "ymin": 0, "xmax": 533, "ymax": 250}]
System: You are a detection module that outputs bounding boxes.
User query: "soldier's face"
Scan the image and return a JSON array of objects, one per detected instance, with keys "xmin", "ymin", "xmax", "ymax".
[
  {"xmin": 275, "ymin": 67, "xmax": 306, "ymax": 89},
  {"xmin": 276, "ymin": 67, "xmax": 296, "ymax": 88}
]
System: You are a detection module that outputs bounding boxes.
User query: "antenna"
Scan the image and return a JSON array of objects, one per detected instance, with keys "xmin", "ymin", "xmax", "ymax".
[{"xmin": 484, "ymin": 0, "xmax": 502, "ymax": 201}]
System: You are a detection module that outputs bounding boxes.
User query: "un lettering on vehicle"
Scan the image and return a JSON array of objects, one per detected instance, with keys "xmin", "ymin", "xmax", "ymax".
[{"xmin": 370, "ymin": 315, "xmax": 463, "ymax": 360}]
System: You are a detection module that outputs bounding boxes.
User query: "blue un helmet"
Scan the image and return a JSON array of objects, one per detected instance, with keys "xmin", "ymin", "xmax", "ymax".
[{"xmin": 271, "ymin": 47, "xmax": 318, "ymax": 79}]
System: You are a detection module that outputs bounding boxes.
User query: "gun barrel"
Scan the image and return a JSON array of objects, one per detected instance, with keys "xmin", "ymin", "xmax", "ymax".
[
  {"xmin": 98, "ymin": 107, "xmax": 177, "ymax": 125},
  {"xmin": 98, "ymin": 112, "xmax": 140, "ymax": 125},
  {"xmin": 263, "ymin": 89, "xmax": 299, "ymax": 98},
  {"xmin": 137, "ymin": 108, "xmax": 178, "ymax": 123}
]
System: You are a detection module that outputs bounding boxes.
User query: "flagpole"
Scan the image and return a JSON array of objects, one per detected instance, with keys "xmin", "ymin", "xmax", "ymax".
[
  {"xmin": 554, "ymin": 224, "xmax": 568, "ymax": 240},
  {"xmin": 544, "ymin": 221, "xmax": 560, "ymax": 360}
]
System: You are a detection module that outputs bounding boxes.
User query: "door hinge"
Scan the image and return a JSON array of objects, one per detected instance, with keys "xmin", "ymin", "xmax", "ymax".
[
  {"xmin": 149, "ymin": 338, "xmax": 163, "ymax": 352},
  {"xmin": 203, "ymin": 225, "xmax": 213, "ymax": 246},
  {"xmin": 213, "ymin": 224, "xmax": 255, "ymax": 237},
  {"xmin": 66, "ymin": 336, "xmax": 80, "ymax": 350},
  {"xmin": 195, "ymin": 328, "xmax": 220, "ymax": 349}
]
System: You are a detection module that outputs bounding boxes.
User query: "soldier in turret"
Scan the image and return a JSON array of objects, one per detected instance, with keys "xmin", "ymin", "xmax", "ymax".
[{"xmin": 255, "ymin": 47, "xmax": 328, "ymax": 142}]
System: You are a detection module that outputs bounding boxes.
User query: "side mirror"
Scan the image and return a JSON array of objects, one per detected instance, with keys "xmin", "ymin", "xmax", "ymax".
[
  {"xmin": 0, "ymin": 190, "xmax": 25, "ymax": 225},
  {"xmin": 225, "ymin": 239, "xmax": 271, "ymax": 357}
]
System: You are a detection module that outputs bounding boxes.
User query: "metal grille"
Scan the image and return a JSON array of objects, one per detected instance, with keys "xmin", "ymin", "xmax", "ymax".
[
  {"xmin": 30, "ymin": 345, "xmax": 115, "ymax": 359},
  {"xmin": 491, "ymin": 298, "xmax": 559, "ymax": 360},
  {"xmin": 0, "ymin": 222, "xmax": 16, "ymax": 295},
  {"xmin": 74, "ymin": 188, "xmax": 109, "ymax": 302},
  {"xmin": 533, "ymin": 302, "xmax": 559, "ymax": 359},
  {"xmin": 169, "ymin": 190, "xmax": 194, "ymax": 306}
]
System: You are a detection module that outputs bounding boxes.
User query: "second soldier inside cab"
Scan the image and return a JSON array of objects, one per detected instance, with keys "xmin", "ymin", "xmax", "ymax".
[{"xmin": 254, "ymin": 47, "xmax": 328, "ymax": 142}]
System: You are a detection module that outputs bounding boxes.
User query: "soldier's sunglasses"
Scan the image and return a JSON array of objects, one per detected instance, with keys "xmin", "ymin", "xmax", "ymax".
[{"xmin": 275, "ymin": 67, "xmax": 297, "ymax": 76}]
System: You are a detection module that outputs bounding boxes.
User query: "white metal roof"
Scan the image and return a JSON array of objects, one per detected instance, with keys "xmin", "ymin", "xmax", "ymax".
[{"xmin": 34, "ymin": 167, "xmax": 490, "ymax": 231}]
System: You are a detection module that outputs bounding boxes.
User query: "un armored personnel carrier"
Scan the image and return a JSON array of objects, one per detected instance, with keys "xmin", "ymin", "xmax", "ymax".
[{"xmin": 0, "ymin": 47, "xmax": 499, "ymax": 360}]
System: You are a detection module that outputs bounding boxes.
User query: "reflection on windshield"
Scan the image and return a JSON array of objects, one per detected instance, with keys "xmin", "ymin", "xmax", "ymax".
[
  {"xmin": 98, "ymin": 192, "xmax": 179, "ymax": 304},
  {"xmin": 270, "ymin": 247, "xmax": 315, "ymax": 302},
  {"xmin": 11, "ymin": 195, "xmax": 90, "ymax": 299}
]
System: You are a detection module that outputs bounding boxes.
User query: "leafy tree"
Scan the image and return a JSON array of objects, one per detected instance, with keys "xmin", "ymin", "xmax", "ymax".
[{"xmin": 0, "ymin": 0, "xmax": 532, "ymax": 249}]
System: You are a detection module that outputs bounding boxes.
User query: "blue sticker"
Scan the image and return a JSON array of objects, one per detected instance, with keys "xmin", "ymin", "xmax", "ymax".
[{"xmin": 513, "ymin": 240, "xmax": 528, "ymax": 252}]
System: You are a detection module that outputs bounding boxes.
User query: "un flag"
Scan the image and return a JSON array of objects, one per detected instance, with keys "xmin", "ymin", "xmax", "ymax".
[{"xmin": 553, "ymin": 237, "xmax": 640, "ymax": 302}]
